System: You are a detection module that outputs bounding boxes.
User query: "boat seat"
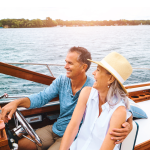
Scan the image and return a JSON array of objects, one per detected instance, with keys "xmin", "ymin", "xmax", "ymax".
[{"xmin": 119, "ymin": 121, "xmax": 139, "ymax": 150}]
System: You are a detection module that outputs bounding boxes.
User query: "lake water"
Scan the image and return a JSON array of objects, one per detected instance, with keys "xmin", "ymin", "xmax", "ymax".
[{"xmin": 0, "ymin": 26, "xmax": 150, "ymax": 99}]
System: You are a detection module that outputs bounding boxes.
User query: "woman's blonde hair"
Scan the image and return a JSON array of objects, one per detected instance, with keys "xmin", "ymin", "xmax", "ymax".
[{"xmin": 106, "ymin": 79, "xmax": 130, "ymax": 109}]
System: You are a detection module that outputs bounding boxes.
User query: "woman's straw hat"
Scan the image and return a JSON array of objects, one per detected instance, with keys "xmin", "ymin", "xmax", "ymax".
[{"xmin": 88, "ymin": 52, "xmax": 132, "ymax": 94}]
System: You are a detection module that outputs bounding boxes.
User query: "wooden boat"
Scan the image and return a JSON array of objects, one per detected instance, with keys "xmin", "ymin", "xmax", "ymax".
[{"xmin": 0, "ymin": 61, "xmax": 150, "ymax": 150}]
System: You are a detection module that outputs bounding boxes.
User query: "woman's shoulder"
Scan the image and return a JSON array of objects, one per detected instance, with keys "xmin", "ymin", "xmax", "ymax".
[
  {"xmin": 82, "ymin": 86, "xmax": 92, "ymax": 92},
  {"xmin": 78, "ymin": 87, "xmax": 92, "ymax": 105},
  {"xmin": 80, "ymin": 87, "xmax": 92, "ymax": 98},
  {"xmin": 81, "ymin": 87, "xmax": 97, "ymax": 97},
  {"xmin": 82, "ymin": 86, "xmax": 98, "ymax": 92},
  {"xmin": 112, "ymin": 98, "xmax": 126, "ymax": 115},
  {"xmin": 114, "ymin": 105, "xmax": 126, "ymax": 114},
  {"xmin": 111, "ymin": 106, "xmax": 126, "ymax": 122},
  {"xmin": 81, "ymin": 87, "xmax": 99, "ymax": 105}
]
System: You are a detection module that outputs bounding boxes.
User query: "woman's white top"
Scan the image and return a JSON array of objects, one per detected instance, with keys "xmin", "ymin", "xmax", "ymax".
[{"xmin": 70, "ymin": 88, "xmax": 131, "ymax": 150}]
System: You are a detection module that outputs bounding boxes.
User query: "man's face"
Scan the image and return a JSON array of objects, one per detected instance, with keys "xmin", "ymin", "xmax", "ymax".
[{"xmin": 64, "ymin": 52, "xmax": 83, "ymax": 79}]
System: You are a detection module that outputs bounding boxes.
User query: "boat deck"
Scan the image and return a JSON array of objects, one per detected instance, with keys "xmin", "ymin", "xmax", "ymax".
[{"xmin": 135, "ymin": 99, "xmax": 150, "ymax": 146}]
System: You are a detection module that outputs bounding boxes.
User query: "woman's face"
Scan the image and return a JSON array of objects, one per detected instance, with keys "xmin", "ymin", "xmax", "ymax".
[{"xmin": 92, "ymin": 65, "xmax": 112, "ymax": 91}]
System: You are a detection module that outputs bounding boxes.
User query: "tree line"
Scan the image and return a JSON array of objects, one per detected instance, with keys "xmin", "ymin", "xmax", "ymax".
[{"xmin": 0, "ymin": 17, "xmax": 150, "ymax": 28}]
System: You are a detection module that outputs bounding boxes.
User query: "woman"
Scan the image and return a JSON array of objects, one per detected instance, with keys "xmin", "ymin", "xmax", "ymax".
[{"xmin": 59, "ymin": 52, "xmax": 132, "ymax": 150}]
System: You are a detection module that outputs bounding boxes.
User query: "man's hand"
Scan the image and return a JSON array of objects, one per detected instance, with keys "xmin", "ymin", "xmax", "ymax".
[
  {"xmin": 1, "ymin": 101, "xmax": 18, "ymax": 123},
  {"xmin": 1, "ymin": 97, "xmax": 30, "ymax": 123},
  {"xmin": 110, "ymin": 116, "xmax": 133, "ymax": 144}
]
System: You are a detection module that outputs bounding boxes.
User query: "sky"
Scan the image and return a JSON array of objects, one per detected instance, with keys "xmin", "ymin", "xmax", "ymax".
[{"xmin": 0, "ymin": 0, "xmax": 150, "ymax": 21}]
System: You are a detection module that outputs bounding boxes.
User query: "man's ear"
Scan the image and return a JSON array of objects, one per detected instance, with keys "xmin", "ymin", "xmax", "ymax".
[{"xmin": 82, "ymin": 64, "xmax": 88, "ymax": 72}]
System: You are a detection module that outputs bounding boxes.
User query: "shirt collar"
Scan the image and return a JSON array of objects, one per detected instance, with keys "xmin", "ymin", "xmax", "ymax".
[
  {"xmin": 68, "ymin": 75, "xmax": 89, "ymax": 96},
  {"xmin": 91, "ymin": 88, "xmax": 110, "ymax": 111}
]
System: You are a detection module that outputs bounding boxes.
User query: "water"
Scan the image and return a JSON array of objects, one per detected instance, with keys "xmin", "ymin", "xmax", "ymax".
[{"xmin": 0, "ymin": 26, "xmax": 150, "ymax": 99}]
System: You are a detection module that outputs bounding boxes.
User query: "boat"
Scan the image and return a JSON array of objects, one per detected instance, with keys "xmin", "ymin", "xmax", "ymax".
[{"xmin": 0, "ymin": 61, "xmax": 150, "ymax": 150}]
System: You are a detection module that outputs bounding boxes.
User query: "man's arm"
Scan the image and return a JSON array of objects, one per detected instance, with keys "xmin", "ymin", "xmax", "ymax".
[
  {"xmin": 109, "ymin": 115, "xmax": 133, "ymax": 144},
  {"xmin": 1, "ymin": 97, "xmax": 30, "ymax": 122},
  {"xmin": 1, "ymin": 75, "xmax": 64, "ymax": 123}
]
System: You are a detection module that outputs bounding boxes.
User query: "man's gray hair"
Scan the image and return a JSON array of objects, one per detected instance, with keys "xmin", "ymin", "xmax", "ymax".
[{"xmin": 68, "ymin": 46, "xmax": 92, "ymax": 72}]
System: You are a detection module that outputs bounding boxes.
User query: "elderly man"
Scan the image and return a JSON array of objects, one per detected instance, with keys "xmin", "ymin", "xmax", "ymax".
[{"xmin": 1, "ymin": 47, "xmax": 132, "ymax": 150}]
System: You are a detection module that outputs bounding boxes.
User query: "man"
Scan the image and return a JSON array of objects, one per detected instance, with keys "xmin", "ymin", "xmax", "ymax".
[{"xmin": 1, "ymin": 47, "xmax": 132, "ymax": 150}]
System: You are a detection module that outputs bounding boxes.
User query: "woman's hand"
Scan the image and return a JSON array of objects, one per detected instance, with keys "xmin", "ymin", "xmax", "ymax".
[{"xmin": 109, "ymin": 115, "xmax": 133, "ymax": 144}]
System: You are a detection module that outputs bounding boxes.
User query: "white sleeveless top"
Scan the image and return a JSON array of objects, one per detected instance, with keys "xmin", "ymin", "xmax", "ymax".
[{"xmin": 70, "ymin": 88, "xmax": 131, "ymax": 150}]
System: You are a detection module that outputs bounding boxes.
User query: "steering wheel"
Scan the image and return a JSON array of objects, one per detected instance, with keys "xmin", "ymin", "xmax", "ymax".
[{"xmin": 13, "ymin": 109, "xmax": 42, "ymax": 147}]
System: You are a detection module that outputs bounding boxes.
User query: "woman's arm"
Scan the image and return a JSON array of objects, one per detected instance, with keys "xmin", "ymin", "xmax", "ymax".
[
  {"xmin": 59, "ymin": 87, "xmax": 91, "ymax": 150},
  {"xmin": 100, "ymin": 106, "xmax": 126, "ymax": 150},
  {"xmin": 110, "ymin": 115, "xmax": 133, "ymax": 144}
]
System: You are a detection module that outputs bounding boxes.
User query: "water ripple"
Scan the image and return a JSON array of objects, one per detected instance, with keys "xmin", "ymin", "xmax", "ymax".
[{"xmin": 0, "ymin": 26, "xmax": 150, "ymax": 97}]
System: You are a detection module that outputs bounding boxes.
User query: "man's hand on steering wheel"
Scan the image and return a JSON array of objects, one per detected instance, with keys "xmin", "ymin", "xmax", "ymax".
[
  {"xmin": 1, "ymin": 101, "xmax": 18, "ymax": 123},
  {"xmin": 1, "ymin": 97, "xmax": 31, "ymax": 123}
]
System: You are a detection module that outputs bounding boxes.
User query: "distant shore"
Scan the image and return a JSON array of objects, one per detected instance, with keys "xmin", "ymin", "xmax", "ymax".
[{"xmin": 0, "ymin": 17, "xmax": 150, "ymax": 28}]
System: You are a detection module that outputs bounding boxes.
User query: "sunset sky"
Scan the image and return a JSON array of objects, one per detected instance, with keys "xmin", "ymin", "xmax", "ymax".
[{"xmin": 0, "ymin": 0, "xmax": 150, "ymax": 20}]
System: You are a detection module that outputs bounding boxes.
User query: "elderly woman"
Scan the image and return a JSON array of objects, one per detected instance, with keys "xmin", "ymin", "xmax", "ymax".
[{"xmin": 59, "ymin": 52, "xmax": 132, "ymax": 150}]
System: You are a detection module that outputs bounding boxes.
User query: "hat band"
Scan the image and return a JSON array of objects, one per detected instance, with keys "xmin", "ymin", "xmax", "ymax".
[{"xmin": 101, "ymin": 59, "xmax": 125, "ymax": 83}]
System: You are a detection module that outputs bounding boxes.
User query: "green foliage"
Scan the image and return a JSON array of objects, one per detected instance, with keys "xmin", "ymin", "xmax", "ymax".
[
  {"xmin": 46, "ymin": 17, "xmax": 57, "ymax": 27},
  {"xmin": 0, "ymin": 18, "xmax": 150, "ymax": 28}
]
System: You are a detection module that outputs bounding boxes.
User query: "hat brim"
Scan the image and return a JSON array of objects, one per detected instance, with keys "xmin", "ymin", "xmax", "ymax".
[{"xmin": 88, "ymin": 59, "xmax": 128, "ymax": 94}]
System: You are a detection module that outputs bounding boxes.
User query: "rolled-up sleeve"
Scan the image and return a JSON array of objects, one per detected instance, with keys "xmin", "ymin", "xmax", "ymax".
[{"xmin": 28, "ymin": 75, "xmax": 61, "ymax": 109}]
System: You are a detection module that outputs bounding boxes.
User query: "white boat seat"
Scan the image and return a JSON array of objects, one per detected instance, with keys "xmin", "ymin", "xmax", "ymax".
[
  {"xmin": 134, "ymin": 100, "xmax": 150, "ymax": 146},
  {"xmin": 119, "ymin": 121, "xmax": 139, "ymax": 150}
]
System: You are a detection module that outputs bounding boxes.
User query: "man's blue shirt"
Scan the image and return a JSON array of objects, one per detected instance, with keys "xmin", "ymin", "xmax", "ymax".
[{"xmin": 28, "ymin": 74, "xmax": 94, "ymax": 137}]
